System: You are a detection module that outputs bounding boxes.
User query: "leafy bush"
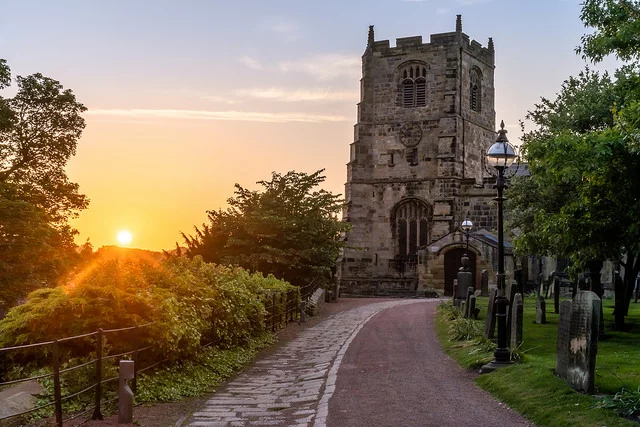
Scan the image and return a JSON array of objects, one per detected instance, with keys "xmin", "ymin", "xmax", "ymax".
[
  {"xmin": 436, "ymin": 300, "xmax": 463, "ymax": 321},
  {"xmin": 0, "ymin": 253, "xmax": 297, "ymax": 367},
  {"xmin": 449, "ymin": 317, "xmax": 484, "ymax": 341},
  {"xmin": 597, "ymin": 387, "xmax": 640, "ymax": 418}
]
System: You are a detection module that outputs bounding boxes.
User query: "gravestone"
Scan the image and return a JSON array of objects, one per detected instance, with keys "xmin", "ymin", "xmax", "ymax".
[
  {"xmin": 484, "ymin": 288, "xmax": 498, "ymax": 339},
  {"xmin": 464, "ymin": 287, "xmax": 474, "ymax": 318},
  {"xmin": 481, "ymin": 269, "xmax": 489, "ymax": 297},
  {"xmin": 553, "ymin": 277, "xmax": 560, "ymax": 314},
  {"xmin": 536, "ymin": 295, "xmax": 546, "ymax": 324},
  {"xmin": 469, "ymin": 294, "xmax": 478, "ymax": 319},
  {"xmin": 510, "ymin": 293, "xmax": 523, "ymax": 350},
  {"xmin": 456, "ymin": 270, "xmax": 473, "ymax": 303},
  {"xmin": 556, "ymin": 291, "xmax": 601, "ymax": 393},
  {"xmin": 556, "ymin": 300, "xmax": 572, "ymax": 379},
  {"xmin": 453, "ymin": 279, "xmax": 459, "ymax": 307}
]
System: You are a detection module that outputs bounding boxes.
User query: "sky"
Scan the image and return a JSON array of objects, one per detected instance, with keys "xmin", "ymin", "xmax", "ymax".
[{"xmin": 0, "ymin": 0, "xmax": 622, "ymax": 251}]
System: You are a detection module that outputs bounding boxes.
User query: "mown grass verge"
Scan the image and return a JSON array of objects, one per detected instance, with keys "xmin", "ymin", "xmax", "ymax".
[{"xmin": 436, "ymin": 296, "xmax": 640, "ymax": 426}]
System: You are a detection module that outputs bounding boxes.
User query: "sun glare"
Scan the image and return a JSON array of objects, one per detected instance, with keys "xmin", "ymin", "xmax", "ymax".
[{"xmin": 116, "ymin": 230, "xmax": 133, "ymax": 246}]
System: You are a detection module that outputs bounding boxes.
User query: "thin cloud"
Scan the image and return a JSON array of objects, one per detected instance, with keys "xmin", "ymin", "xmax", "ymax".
[
  {"xmin": 236, "ymin": 87, "xmax": 358, "ymax": 102},
  {"xmin": 278, "ymin": 54, "xmax": 360, "ymax": 81},
  {"xmin": 238, "ymin": 55, "xmax": 264, "ymax": 70},
  {"xmin": 436, "ymin": 7, "xmax": 449, "ymax": 14},
  {"xmin": 86, "ymin": 108, "xmax": 348, "ymax": 123},
  {"xmin": 259, "ymin": 16, "xmax": 300, "ymax": 40},
  {"xmin": 200, "ymin": 95, "xmax": 241, "ymax": 105}
]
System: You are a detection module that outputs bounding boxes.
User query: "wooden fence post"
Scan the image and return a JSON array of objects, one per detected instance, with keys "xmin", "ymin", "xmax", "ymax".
[
  {"xmin": 52, "ymin": 340, "xmax": 63, "ymax": 427},
  {"xmin": 92, "ymin": 329, "xmax": 104, "ymax": 420}
]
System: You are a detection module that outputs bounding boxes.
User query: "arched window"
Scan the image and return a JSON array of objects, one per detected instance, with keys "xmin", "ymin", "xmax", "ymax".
[
  {"xmin": 398, "ymin": 63, "xmax": 428, "ymax": 108},
  {"xmin": 392, "ymin": 199, "xmax": 430, "ymax": 258},
  {"xmin": 470, "ymin": 67, "xmax": 482, "ymax": 112}
]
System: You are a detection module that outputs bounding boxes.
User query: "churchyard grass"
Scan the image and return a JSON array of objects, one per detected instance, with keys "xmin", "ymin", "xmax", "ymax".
[{"xmin": 436, "ymin": 295, "xmax": 640, "ymax": 426}]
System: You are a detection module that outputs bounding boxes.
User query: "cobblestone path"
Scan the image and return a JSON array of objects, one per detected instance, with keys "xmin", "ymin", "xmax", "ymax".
[{"xmin": 185, "ymin": 299, "xmax": 425, "ymax": 427}]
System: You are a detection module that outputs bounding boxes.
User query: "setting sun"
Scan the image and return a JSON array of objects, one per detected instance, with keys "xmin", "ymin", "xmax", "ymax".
[{"xmin": 116, "ymin": 230, "xmax": 133, "ymax": 246}]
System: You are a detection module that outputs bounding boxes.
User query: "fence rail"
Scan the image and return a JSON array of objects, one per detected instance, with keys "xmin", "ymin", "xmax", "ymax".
[{"xmin": 0, "ymin": 288, "xmax": 302, "ymax": 426}]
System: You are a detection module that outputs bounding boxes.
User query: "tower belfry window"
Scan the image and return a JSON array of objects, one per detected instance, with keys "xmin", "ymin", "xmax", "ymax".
[
  {"xmin": 470, "ymin": 67, "xmax": 482, "ymax": 112},
  {"xmin": 399, "ymin": 63, "xmax": 428, "ymax": 108}
]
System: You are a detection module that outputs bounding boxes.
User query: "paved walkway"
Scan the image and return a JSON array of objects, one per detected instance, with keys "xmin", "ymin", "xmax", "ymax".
[{"xmin": 184, "ymin": 299, "xmax": 531, "ymax": 427}]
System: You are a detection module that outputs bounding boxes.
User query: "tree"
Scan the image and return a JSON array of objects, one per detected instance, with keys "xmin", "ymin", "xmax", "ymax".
[
  {"xmin": 0, "ymin": 60, "xmax": 89, "ymax": 310},
  {"xmin": 509, "ymin": 68, "xmax": 640, "ymax": 330},
  {"xmin": 182, "ymin": 170, "xmax": 350, "ymax": 294},
  {"xmin": 578, "ymin": 0, "xmax": 640, "ymax": 63}
]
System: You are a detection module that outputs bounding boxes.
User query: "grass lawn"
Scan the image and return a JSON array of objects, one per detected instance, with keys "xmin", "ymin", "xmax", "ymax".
[{"xmin": 436, "ymin": 294, "xmax": 640, "ymax": 427}]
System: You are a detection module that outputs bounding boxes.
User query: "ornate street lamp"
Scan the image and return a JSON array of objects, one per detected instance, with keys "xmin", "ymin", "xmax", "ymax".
[
  {"xmin": 481, "ymin": 120, "xmax": 517, "ymax": 373},
  {"xmin": 461, "ymin": 217, "xmax": 473, "ymax": 256}
]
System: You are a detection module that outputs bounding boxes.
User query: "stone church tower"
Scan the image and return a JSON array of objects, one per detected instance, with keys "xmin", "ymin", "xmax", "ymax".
[{"xmin": 337, "ymin": 16, "xmax": 503, "ymax": 296}]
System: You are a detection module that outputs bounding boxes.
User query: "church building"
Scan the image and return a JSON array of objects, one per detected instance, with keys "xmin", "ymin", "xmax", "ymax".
[{"xmin": 337, "ymin": 16, "xmax": 510, "ymax": 296}]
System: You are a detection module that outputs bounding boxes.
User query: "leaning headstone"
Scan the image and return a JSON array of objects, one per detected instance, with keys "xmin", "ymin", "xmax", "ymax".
[
  {"xmin": 536, "ymin": 295, "xmax": 547, "ymax": 324},
  {"xmin": 556, "ymin": 300, "xmax": 572, "ymax": 379},
  {"xmin": 506, "ymin": 281, "xmax": 517, "ymax": 306},
  {"xmin": 480, "ymin": 269, "xmax": 489, "ymax": 297},
  {"xmin": 556, "ymin": 291, "xmax": 601, "ymax": 393},
  {"xmin": 510, "ymin": 293, "xmax": 523, "ymax": 350},
  {"xmin": 484, "ymin": 288, "xmax": 498, "ymax": 339}
]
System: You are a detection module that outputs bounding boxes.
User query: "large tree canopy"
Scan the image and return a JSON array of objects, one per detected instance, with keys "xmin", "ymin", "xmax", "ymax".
[
  {"xmin": 0, "ymin": 60, "xmax": 88, "ymax": 310},
  {"xmin": 509, "ymin": 2, "xmax": 640, "ymax": 329},
  {"xmin": 182, "ymin": 170, "xmax": 350, "ymax": 293},
  {"xmin": 578, "ymin": 0, "xmax": 640, "ymax": 62}
]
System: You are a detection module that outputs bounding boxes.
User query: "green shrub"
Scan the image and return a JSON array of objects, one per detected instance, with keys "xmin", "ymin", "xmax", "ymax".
[
  {"xmin": 0, "ymin": 254, "xmax": 296, "ymax": 366},
  {"xmin": 597, "ymin": 387, "xmax": 640, "ymax": 419},
  {"xmin": 449, "ymin": 317, "xmax": 484, "ymax": 341}
]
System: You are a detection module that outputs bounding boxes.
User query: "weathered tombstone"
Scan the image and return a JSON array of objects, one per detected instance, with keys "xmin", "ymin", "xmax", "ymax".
[
  {"xmin": 484, "ymin": 288, "xmax": 498, "ymax": 339},
  {"xmin": 554, "ymin": 277, "xmax": 560, "ymax": 314},
  {"xmin": 480, "ymin": 269, "xmax": 489, "ymax": 297},
  {"xmin": 536, "ymin": 295, "xmax": 546, "ymax": 324},
  {"xmin": 556, "ymin": 300, "xmax": 572, "ymax": 379},
  {"xmin": 464, "ymin": 287, "xmax": 474, "ymax": 318},
  {"xmin": 456, "ymin": 270, "xmax": 472, "ymax": 301},
  {"xmin": 556, "ymin": 291, "xmax": 601, "ymax": 393},
  {"xmin": 452, "ymin": 279, "xmax": 459, "ymax": 307},
  {"xmin": 510, "ymin": 293, "xmax": 523, "ymax": 350},
  {"xmin": 469, "ymin": 294, "xmax": 478, "ymax": 319}
]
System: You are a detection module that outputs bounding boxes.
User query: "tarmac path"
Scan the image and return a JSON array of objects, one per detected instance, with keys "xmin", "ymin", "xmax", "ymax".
[{"xmin": 184, "ymin": 299, "xmax": 532, "ymax": 427}]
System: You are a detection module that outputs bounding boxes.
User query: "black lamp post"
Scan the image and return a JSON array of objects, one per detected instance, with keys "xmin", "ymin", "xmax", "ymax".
[
  {"xmin": 461, "ymin": 217, "xmax": 473, "ymax": 256},
  {"xmin": 481, "ymin": 120, "xmax": 517, "ymax": 373}
]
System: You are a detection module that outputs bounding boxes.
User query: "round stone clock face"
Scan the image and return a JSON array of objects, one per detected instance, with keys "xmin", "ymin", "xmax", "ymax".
[{"xmin": 398, "ymin": 122, "xmax": 423, "ymax": 147}]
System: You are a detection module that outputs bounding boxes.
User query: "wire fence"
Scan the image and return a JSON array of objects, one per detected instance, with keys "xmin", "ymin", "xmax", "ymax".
[{"xmin": 0, "ymin": 288, "xmax": 302, "ymax": 426}]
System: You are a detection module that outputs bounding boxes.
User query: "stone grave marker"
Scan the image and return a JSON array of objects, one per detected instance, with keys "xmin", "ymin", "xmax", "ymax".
[
  {"xmin": 556, "ymin": 300, "xmax": 572, "ymax": 379},
  {"xmin": 452, "ymin": 279, "xmax": 459, "ymax": 307},
  {"xmin": 536, "ymin": 295, "xmax": 546, "ymax": 324},
  {"xmin": 556, "ymin": 291, "xmax": 601, "ymax": 393},
  {"xmin": 510, "ymin": 293, "xmax": 523, "ymax": 350},
  {"xmin": 484, "ymin": 288, "xmax": 498, "ymax": 339},
  {"xmin": 481, "ymin": 269, "xmax": 489, "ymax": 297},
  {"xmin": 464, "ymin": 287, "xmax": 474, "ymax": 318},
  {"xmin": 469, "ymin": 294, "xmax": 478, "ymax": 319}
]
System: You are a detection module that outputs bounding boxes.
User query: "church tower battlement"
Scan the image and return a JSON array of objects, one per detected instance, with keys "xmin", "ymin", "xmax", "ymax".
[{"xmin": 338, "ymin": 16, "xmax": 500, "ymax": 297}]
